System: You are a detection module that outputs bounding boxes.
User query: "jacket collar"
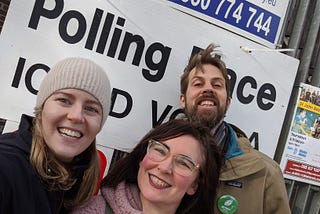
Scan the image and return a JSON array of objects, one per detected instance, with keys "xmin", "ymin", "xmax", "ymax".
[
  {"xmin": 220, "ymin": 124, "xmax": 266, "ymax": 180},
  {"xmin": 224, "ymin": 123, "xmax": 243, "ymax": 160}
]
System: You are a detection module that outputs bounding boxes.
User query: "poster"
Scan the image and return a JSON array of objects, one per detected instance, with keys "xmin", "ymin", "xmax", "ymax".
[
  {"xmin": 280, "ymin": 83, "xmax": 320, "ymax": 186},
  {"xmin": 0, "ymin": 0, "xmax": 299, "ymax": 158}
]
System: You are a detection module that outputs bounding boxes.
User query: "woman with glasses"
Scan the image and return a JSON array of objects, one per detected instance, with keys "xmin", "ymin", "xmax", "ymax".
[{"xmin": 72, "ymin": 119, "xmax": 222, "ymax": 214}]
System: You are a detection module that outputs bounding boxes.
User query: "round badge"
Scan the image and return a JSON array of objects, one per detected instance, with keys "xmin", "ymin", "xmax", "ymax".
[{"xmin": 217, "ymin": 195, "xmax": 238, "ymax": 214}]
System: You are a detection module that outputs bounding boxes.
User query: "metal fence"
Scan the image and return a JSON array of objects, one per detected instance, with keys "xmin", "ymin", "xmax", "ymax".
[{"xmin": 277, "ymin": 0, "xmax": 320, "ymax": 213}]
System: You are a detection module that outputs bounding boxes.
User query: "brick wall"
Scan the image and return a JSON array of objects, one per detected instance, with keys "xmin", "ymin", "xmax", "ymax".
[{"xmin": 0, "ymin": 0, "xmax": 11, "ymax": 33}]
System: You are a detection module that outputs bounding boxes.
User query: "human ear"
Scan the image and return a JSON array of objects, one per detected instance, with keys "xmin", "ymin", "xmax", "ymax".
[
  {"xmin": 186, "ymin": 181, "xmax": 198, "ymax": 195},
  {"xmin": 226, "ymin": 97, "xmax": 231, "ymax": 110},
  {"xmin": 180, "ymin": 94, "xmax": 186, "ymax": 108}
]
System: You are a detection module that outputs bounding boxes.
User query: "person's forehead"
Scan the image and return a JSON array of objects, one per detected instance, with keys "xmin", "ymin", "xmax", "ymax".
[
  {"xmin": 189, "ymin": 65, "xmax": 225, "ymax": 80},
  {"xmin": 164, "ymin": 135, "xmax": 202, "ymax": 160}
]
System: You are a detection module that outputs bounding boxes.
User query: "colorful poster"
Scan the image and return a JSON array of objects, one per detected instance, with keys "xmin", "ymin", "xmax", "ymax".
[{"xmin": 280, "ymin": 83, "xmax": 320, "ymax": 186}]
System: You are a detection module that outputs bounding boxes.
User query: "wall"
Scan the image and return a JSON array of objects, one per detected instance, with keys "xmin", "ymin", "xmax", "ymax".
[
  {"xmin": 0, "ymin": 0, "xmax": 10, "ymax": 33},
  {"xmin": 0, "ymin": 0, "xmax": 10, "ymax": 133}
]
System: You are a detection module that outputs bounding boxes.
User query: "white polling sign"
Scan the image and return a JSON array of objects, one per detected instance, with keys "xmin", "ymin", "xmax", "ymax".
[{"xmin": 0, "ymin": 0, "xmax": 299, "ymax": 158}]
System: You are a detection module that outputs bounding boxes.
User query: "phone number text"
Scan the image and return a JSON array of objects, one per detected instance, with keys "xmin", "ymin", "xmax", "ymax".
[{"xmin": 169, "ymin": 0, "xmax": 281, "ymax": 43}]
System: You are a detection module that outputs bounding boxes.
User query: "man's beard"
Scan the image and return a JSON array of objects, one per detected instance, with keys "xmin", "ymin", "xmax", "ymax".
[{"xmin": 184, "ymin": 97, "xmax": 227, "ymax": 130}]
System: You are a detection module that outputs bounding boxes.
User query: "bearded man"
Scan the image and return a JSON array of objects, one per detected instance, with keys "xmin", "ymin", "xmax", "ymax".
[{"xmin": 179, "ymin": 44, "xmax": 291, "ymax": 214}]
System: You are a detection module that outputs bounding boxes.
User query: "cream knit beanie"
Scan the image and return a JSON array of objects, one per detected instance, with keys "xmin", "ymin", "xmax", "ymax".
[{"xmin": 36, "ymin": 57, "xmax": 111, "ymax": 127}]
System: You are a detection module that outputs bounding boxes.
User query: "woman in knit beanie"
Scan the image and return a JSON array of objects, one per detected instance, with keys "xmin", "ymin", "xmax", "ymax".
[{"xmin": 0, "ymin": 57, "xmax": 111, "ymax": 214}]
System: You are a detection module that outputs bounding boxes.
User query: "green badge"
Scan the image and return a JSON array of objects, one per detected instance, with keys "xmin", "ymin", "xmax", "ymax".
[{"xmin": 217, "ymin": 195, "xmax": 238, "ymax": 214}]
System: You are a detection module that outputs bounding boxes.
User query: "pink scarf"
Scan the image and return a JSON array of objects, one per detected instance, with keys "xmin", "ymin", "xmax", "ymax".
[{"xmin": 102, "ymin": 182, "xmax": 143, "ymax": 214}]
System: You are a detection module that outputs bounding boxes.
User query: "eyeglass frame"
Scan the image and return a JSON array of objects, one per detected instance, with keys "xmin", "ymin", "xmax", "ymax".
[{"xmin": 146, "ymin": 139, "xmax": 200, "ymax": 176}]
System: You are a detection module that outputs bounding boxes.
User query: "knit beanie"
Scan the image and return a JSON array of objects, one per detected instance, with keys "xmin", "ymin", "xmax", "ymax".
[{"xmin": 36, "ymin": 57, "xmax": 111, "ymax": 127}]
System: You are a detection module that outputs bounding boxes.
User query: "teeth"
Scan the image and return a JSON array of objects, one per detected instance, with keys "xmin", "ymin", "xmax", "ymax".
[
  {"xmin": 200, "ymin": 100, "xmax": 214, "ymax": 106},
  {"xmin": 59, "ymin": 128, "xmax": 81, "ymax": 138},
  {"xmin": 150, "ymin": 175, "xmax": 169, "ymax": 187}
]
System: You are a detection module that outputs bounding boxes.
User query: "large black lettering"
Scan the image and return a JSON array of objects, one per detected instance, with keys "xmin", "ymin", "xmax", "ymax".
[
  {"xmin": 59, "ymin": 10, "xmax": 87, "ymax": 44},
  {"xmin": 227, "ymin": 68, "xmax": 237, "ymax": 98},
  {"xmin": 11, "ymin": 57, "xmax": 26, "ymax": 88},
  {"xmin": 249, "ymin": 132, "xmax": 259, "ymax": 150},
  {"xmin": 231, "ymin": 72, "xmax": 277, "ymax": 110},
  {"xmin": 257, "ymin": 83, "xmax": 276, "ymax": 110},
  {"xmin": 85, "ymin": 8, "xmax": 104, "ymax": 50},
  {"xmin": 190, "ymin": 46, "xmax": 203, "ymax": 57},
  {"xmin": 28, "ymin": 2, "xmax": 172, "ymax": 83},
  {"xmin": 109, "ymin": 88, "xmax": 133, "ymax": 118},
  {"xmin": 107, "ymin": 17, "xmax": 125, "ymax": 58},
  {"xmin": 95, "ymin": 12, "xmax": 114, "ymax": 54},
  {"xmin": 151, "ymin": 100, "xmax": 173, "ymax": 127},
  {"xmin": 190, "ymin": 47, "xmax": 276, "ymax": 111},
  {"xmin": 237, "ymin": 76, "xmax": 257, "ymax": 104},
  {"xmin": 142, "ymin": 43, "xmax": 171, "ymax": 82},
  {"xmin": 169, "ymin": 108, "xmax": 185, "ymax": 120},
  {"xmin": 28, "ymin": 0, "xmax": 64, "ymax": 29},
  {"xmin": 26, "ymin": 63, "xmax": 50, "ymax": 95},
  {"xmin": 118, "ymin": 33, "xmax": 145, "ymax": 66},
  {"xmin": 11, "ymin": 57, "xmax": 49, "ymax": 95}
]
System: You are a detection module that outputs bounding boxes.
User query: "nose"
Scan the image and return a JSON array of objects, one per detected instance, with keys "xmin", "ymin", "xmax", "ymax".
[
  {"xmin": 67, "ymin": 104, "xmax": 85, "ymax": 123},
  {"xmin": 202, "ymin": 82, "xmax": 214, "ymax": 94},
  {"xmin": 157, "ymin": 157, "xmax": 173, "ymax": 174}
]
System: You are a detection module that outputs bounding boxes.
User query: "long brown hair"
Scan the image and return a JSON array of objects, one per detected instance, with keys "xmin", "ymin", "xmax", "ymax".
[
  {"xmin": 30, "ymin": 107, "xmax": 100, "ymax": 209},
  {"xmin": 102, "ymin": 119, "xmax": 222, "ymax": 214}
]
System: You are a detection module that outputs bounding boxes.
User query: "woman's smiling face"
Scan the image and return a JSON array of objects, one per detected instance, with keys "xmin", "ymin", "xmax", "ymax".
[
  {"xmin": 41, "ymin": 88, "xmax": 102, "ymax": 163},
  {"xmin": 137, "ymin": 134, "xmax": 202, "ymax": 211}
]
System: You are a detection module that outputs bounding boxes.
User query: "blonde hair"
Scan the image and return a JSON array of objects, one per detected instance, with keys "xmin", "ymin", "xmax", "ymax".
[{"xmin": 30, "ymin": 107, "xmax": 100, "ymax": 209}]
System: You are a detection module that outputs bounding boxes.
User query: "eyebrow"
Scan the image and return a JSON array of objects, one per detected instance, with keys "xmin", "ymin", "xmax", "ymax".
[
  {"xmin": 191, "ymin": 75, "xmax": 225, "ymax": 83},
  {"xmin": 154, "ymin": 139, "xmax": 171, "ymax": 151},
  {"xmin": 191, "ymin": 75, "xmax": 203, "ymax": 81},
  {"xmin": 179, "ymin": 153, "xmax": 196, "ymax": 161},
  {"xmin": 53, "ymin": 91, "xmax": 101, "ymax": 106},
  {"xmin": 158, "ymin": 140, "xmax": 197, "ymax": 161}
]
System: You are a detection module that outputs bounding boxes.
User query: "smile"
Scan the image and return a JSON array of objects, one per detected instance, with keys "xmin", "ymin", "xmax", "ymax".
[
  {"xmin": 58, "ymin": 128, "xmax": 82, "ymax": 138},
  {"xmin": 199, "ymin": 100, "xmax": 215, "ymax": 106},
  {"xmin": 149, "ymin": 174, "xmax": 171, "ymax": 189}
]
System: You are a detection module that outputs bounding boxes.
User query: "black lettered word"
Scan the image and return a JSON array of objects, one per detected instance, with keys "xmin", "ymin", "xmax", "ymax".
[
  {"xmin": 11, "ymin": 57, "xmax": 181, "ymax": 124},
  {"xmin": 151, "ymin": 100, "xmax": 184, "ymax": 127},
  {"xmin": 190, "ymin": 46, "xmax": 276, "ymax": 111},
  {"xmin": 11, "ymin": 57, "xmax": 133, "ymax": 119},
  {"xmin": 11, "ymin": 57, "xmax": 49, "ymax": 94},
  {"xmin": 228, "ymin": 68, "xmax": 276, "ymax": 111},
  {"xmin": 28, "ymin": 0, "xmax": 172, "ymax": 82},
  {"xmin": 109, "ymin": 88, "xmax": 133, "ymax": 118}
]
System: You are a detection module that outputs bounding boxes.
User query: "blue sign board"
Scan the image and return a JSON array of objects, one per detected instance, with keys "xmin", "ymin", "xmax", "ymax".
[{"xmin": 169, "ymin": 0, "xmax": 282, "ymax": 45}]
